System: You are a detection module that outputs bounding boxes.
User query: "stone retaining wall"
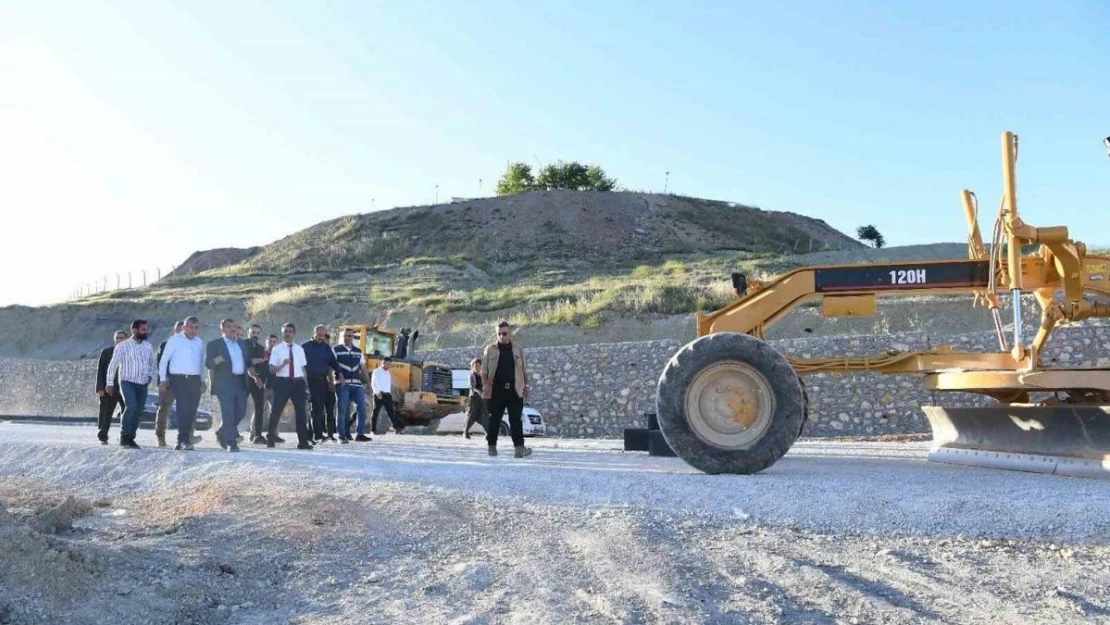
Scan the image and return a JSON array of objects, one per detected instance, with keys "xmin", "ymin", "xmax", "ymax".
[
  {"xmin": 421, "ymin": 323, "xmax": 1110, "ymax": 437},
  {"xmin": 3, "ymin": 322, "xmax": 1107, "ymax": 438}
]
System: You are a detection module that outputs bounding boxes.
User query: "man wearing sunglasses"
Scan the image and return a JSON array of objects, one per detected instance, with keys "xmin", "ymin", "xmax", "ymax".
[{"xmin": 481, "ymin": 321, "xmax": 532, "ymax": 458}]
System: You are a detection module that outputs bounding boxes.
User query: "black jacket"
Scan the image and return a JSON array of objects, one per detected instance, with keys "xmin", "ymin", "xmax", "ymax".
[
  {"xmin": 205, "ymin": 337, "xmax": 249, "ymax": 396},
  {"xmin": 96, "ymin": 346, "xmax": 118, "ymax": 392}
]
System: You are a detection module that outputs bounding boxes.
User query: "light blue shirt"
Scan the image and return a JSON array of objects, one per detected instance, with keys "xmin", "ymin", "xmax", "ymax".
[{"xmin": 224, "ymin": 337, "xmax": 245, "ymax": 375}]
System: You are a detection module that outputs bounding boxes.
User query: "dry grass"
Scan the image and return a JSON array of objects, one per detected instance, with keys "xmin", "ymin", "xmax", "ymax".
[{"xmin": 245, "ymin": 284, "xmax": 322, "ymax": 317}]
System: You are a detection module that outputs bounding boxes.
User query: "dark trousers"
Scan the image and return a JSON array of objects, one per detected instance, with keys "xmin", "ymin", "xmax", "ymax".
[
  {"xmin": 97, "ymin": 393, "xmax": 123, "ymax": 441},
  {"xmin": 465, "ymin": 394, "xmax": 487, "ymax": 434},
  {"xmin": 269, "ymin": 377, "xmax": 309, "ymax": 443},
  {"xmin": 216, "ymin": 379, "xmax": 248, "ymax": 447},
  {"xmin": 324, "ymin": 387, "xmax": 337, "ymax": 436},
  {"xmin": 169, "ymin": 375, "xmax": 203, "ymax": 445},
  {"xmin": 248, "ymin": 379, "xmax": 266, "ymax": 438},
  {"xmin": 371, "ymin": 392, "xmax": 395, "ymax": 434},
  {"xmin": 487, "ymin": 388, "xmax": 524, "ymax": 448},
  {"xmin": 307, "ymin": 376, "xmax": 333, "ymax": 439}
]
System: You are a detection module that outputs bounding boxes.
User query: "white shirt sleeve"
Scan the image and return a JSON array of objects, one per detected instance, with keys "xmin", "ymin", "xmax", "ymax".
[{"xmin": 270, "ymin": 344, "xmax": 285, "ymax": 369}]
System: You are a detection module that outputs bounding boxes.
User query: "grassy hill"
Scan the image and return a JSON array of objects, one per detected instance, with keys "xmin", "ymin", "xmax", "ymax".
[{"xmin": 1, "ymin": 190, "xmax": 886, "ymax": 359}]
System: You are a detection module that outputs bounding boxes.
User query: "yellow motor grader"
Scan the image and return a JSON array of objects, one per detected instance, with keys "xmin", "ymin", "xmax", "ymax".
[{"xmin": 656, "ymin": 131, "xmax": 1110, "ymax": 478}]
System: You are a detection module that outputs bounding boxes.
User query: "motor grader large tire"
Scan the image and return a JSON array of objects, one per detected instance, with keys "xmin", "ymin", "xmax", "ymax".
[{"xmin": 656, "ymin": 332, "xmax": 806, "ymax": 474}]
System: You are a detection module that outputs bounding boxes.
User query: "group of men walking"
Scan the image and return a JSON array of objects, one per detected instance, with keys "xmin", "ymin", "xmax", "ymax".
[
  {"xmin": 94, "ymin": 319, "xmax": 533, "ymax": 458},
  {"xmin": 95, "ymin": 319, "xmax": 399, "ymax": 451}
]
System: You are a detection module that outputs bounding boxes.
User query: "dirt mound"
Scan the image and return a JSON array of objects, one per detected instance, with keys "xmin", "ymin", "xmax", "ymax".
[
  {"xmin": 167, "ymin": 246, "xmax": 261, "ymax": 278},
  {"xmin": 230, "ymin": 191, "xmax": 863, "ymax": 272},
  {"xmin": 0, "ymin": 495, "xmax": 101, "ymax": 625}
]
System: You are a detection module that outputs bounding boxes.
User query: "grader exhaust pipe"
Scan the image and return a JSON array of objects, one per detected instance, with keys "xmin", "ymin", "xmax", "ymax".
[{"xmin": 656, "ymin": 130, "xmax": 1110, "ymax": 478}]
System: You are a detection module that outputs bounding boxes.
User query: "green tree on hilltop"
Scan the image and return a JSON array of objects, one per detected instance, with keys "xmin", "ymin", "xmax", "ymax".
[
  {"xmin": 496, "ymin": 160, "xmax": 618, "ymax": 195},
  {"xmin": 496, "ymin": 162, "xmax": 536, "ymax": 195}
]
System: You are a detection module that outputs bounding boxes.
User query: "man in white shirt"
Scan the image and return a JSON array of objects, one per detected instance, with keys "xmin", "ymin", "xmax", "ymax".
[
  {"xmin": 158, "ymin": 316, "xmax": 206, "ymax": 450},
  {"xmin": 370, "ymin": 357, "xmax": 397, "ymax": 435},
  {"xmin": 268, "ymin": 322, "xmax": 312, "ymax": 450}
]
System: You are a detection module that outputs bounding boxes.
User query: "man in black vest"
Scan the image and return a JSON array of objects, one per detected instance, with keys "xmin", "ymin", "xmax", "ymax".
[
  {"xmin": 245, "ymin": 324, "xmax": 271, "ymax": 444},
  {"xmin": 95, "ymin": 330, "xmax": 129, "ymax": 444}
]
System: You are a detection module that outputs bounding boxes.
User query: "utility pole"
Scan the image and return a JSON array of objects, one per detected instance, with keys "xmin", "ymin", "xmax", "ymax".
[
  {"xmin": 435, "ymin": 184, "xmax": 439, "ymax": 204},
  {"xmin": 142, "ymin": 269, "xmax": 147, "ymax": 286},
  {"xmin": 128, "ymin": 272, "xmax": 132, "ymax": 288},
  {"xmin": 116, "ymin": 274, "xmax": 120, "ymax": 289},
  {"xmin": 664, "ymin": 171, "xmax": 670, "ymax": 194}
]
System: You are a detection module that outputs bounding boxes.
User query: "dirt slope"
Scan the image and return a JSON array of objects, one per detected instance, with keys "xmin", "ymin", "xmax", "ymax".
[{"xmin": 215, "ymin": 191, "xmax": 864, "ymax": 272}]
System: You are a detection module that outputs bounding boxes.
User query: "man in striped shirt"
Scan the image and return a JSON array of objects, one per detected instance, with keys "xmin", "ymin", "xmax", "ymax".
[
  {"xmin": 334, "ymin": 328, "xmax": 369, "ymax": 442},
  {"xmin": 105, "ymin": 319, "xmax": 157, "ymax": 449}
]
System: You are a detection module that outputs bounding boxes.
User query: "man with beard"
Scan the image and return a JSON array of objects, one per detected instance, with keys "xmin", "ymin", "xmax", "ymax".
[
  {"xmin": 158, "ymin": 316, "xmax": 206, "ymax": 450},
  {"xmin": 105, "ymin": 319, "xmax": 157, "ymax": 449},
  {"xmin": 245, "ymin": 324, "xmax": 271, "ymax": 445},
  {"xmin": 481, "ymin": 321, "xmax": 532, "ymax": 458},
  {"xmin": 95, "ymin": 330, "xmax": 129, "ymax": 444}
]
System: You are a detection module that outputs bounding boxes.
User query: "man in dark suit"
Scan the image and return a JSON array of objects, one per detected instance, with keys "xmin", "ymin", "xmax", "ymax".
[
  {"xmin": 95, "ymin": 330, "xmax": 129, "ymax": 444},
  {"xmin": 206, "ymin": 318, "xmax": 250, "ymax": 452}
]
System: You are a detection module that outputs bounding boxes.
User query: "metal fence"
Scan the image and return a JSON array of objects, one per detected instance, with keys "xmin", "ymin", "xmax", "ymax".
[{"xmin": 67, "ymin": 266, "xmax": 175, "ymax": 301}]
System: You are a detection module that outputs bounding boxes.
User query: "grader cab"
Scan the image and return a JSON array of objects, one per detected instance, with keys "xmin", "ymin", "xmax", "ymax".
[
  {"xmin": 656, "ymin": 131, "xmax": 1110, "ymax": 478},
  {"xmin": 335, "ymin": 324, "xmax": 463, "ymax": 430}
]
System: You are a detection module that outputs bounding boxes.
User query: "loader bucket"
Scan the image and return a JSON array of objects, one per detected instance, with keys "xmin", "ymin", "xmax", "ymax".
[{"xmin": 922, "ymin": 405, "xmax": 1110, "ymax": 479}]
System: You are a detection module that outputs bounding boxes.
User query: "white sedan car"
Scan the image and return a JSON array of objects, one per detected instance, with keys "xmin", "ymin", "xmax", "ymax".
[{"xmin": 436, "ymin": 406, "xmax": 546, "ymax": 437}]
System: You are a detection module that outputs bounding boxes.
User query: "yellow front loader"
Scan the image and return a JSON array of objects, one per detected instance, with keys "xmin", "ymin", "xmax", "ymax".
[
  {"xmin": 335, "ymin": 324, "xmax": 463, "ymax": 431},
  {"xmin": 656, "ymin": 131, "xmax": 1110, "ymax": 478}
]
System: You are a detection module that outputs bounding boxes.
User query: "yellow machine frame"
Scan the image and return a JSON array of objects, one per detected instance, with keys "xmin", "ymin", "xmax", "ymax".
[{"xmin": 694, "ymin": 131, "xmax": 1110, "ymax": 400}]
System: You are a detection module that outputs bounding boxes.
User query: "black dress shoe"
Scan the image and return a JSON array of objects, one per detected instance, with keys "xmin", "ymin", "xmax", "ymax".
[
  {"xmin": 274, "ymin": 435, "xmax": 286, "ymax": 443},
  {"xmin": 120, "ymin": 438, "xmax": 140, "ymax": 449},
  {"xmin": 184, "ymin": 444, "xmax": 195, "ymax": 451},
  {"xmin": 327, "ymin": 435, "xmax": 338, "ymax": 442},
  {"xmin": 266, "ymin": 439, "xmax": 276, "ymax": 448},
  {"xmin": 297, "ymin": 442, "xmax": 313, "ymax": 450},
  {"xmin": 228, "ymin": 444, "xmax": 240, "ymax": 453},
  {"xmin": 174, "ymin": 443, "xmax": 185, "ymax": 451},
  {"xmin": 340, "ymin": 438, "xmax": 349, "ymax": 444},
  {"xmin": 251, "ymin": 436, "xmax": 267, "ymax": 445},
  {"xmin": 99, "ymin": 438, "xmax": 109, "ymax": 445},
  {"xmin": 355, "ymin": 434, "xmax": 372, "ymax": 442}
]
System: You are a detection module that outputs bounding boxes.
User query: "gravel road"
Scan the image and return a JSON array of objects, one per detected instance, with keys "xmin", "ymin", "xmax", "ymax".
[{"xmin": 0, "ymin": 423, "xmax": 1107, "ymax": 625}]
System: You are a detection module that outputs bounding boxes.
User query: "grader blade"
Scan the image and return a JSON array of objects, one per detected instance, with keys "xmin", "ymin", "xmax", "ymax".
[{"xmin": 923, "ymin": 405, "xmax": 1110, "ymax": 479}]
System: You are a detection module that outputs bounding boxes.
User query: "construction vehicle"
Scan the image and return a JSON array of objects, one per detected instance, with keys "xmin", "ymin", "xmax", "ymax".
[
  {"xmin": 656, "ymin": 131, "xmax": 1110, "ymax": 479},
  {"xmin": 334, "ymin": 324, "xmax": 464, "ymax": 431}
]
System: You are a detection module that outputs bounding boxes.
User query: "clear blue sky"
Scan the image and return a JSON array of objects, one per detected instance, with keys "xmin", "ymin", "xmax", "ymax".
[{"xmin": 1, "ymin": 0, "xmax": 1107, "ymax": 306}]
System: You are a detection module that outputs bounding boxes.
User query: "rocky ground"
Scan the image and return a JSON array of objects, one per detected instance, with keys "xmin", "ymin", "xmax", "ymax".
[{"xmin": 1, "ymin": 423, "xmax": 1107, "ymax": 625}]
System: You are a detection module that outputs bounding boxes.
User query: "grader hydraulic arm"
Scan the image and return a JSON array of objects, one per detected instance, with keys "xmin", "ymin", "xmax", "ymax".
[{"xmin": 655, "ymin": 131, "xmax": 1110, "ymax": 479}]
